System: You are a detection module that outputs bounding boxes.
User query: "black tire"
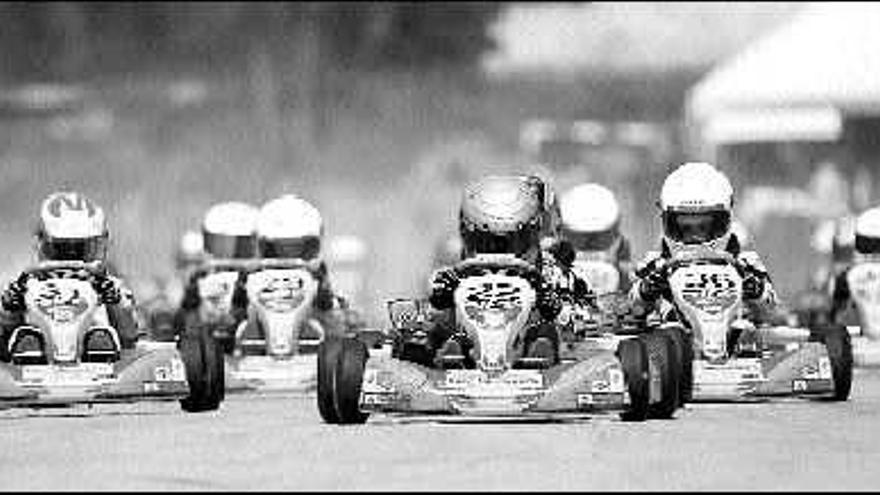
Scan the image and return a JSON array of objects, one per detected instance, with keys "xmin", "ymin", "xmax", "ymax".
[
  {"xmin": 658, "ymin": 325, "xmax": 693, "ymax": 405},
  {"xmin": 335, "ymin": 338, "xmax": 370, "ymax": 424},
  {"xmin": 618, "ymin": 338, "xmax": 650, "ymax": 422},
  {"xmin": 179, "ymin": 324, "xmax": 225, "ymax": 413},
  {"xmin": 813, "ymin": 324, "xmax": 853, "ymax": 401},
  {"xmin": 644, "ymin": 332, "xmax": 680, "ymax": 419},
  {"xmin": 317, "ymin": 337, "xmax": 343, "ymax": 423}
]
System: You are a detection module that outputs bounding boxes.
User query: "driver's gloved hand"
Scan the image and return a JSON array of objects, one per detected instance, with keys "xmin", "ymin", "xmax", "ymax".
[
  {"xmin": 548, "ymin": 240, "xmax": 577, "ymax": 268},
  {"xmin": 0, "ymin": 273, "xmax": 29, "ymax": 312},
  {"xmin": 638, "ymin": 268, "xmax": 669, "ymax": 303},
  {"xmin": 93, "ymin": 274, "xmax": 122, "ymax": 305},
  {"xmin": 742, "ymin": 274, "xmax": 766, "ymax": 300},
  {"xmin": 536, "ymin": 285, "xmax": 563, "ymax": 321},
  {"xmin": 429, "ymin": 268, "xmax": 459, "ymax": 310}
]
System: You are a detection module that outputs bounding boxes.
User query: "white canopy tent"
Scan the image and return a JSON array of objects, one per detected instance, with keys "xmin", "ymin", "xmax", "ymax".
[{"xmin": 687, "ymin": 2, "xmax": 880, "ymax": 155}]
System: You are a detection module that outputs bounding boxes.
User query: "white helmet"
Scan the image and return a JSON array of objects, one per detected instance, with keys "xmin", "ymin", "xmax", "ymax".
[
  {"xmin": 559, "ymin": 183, "xmax": 621, "ymax": 251},
  {"xmin": 855, "ymin": 206, "xmax": 880, "ymax": 255},
  {"xmin": 37, "ymin": 191, "xmax": 108, "ymax": 262},
  {"xmin": 201, "ymin": 201, "xmax": 258, "ymax": 259},
  {"xmin": 256, "ymin": 194, "xmax": 323, "ymax": 259},
  {"xmin": 175, "ymin": 229, "xmax": 205, "ymax": 269},
  {"xmin": 660, "ymin": 162, "xmax": 734, "ymax": 248}
]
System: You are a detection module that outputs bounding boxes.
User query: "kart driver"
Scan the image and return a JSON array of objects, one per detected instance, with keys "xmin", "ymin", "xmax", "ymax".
[
  {"xmin": 826, "ymin": 205, "xmax": 880, "ymax": 324},
  {"xmin": 425, "ymin": 174, "xmax": 593, "ymax": 368},
  {"xmin": 559, "ymin": 182, "xmax": 634, "ymax": 293},
  {"xmin": 175, "ymin": 201, "xmax": 259, "ymax": 352},
  {"xmin": 237, "ymin": 194, "xmax": 364, "ymax": 342},
  {"xmin": 0, "ymin": 191, "xmax": 141, "ymax": 358},
  {"xmin": 630, "ymin": 162, "xmax": 777, "ymax": 324}
]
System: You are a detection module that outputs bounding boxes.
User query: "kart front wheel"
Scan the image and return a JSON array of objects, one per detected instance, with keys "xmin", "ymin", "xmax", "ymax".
[
  {"xmin": 644, "ymin": 332, "xmax": 680, "ymax": 419},
  {"xmin": 813, "ymin": 324, "xmax": 853, "ymax": 401},
  {"xmin": 317, "ymin": 337, "xmax": 343, "ymax": 423},
  {"xmin": 657, "ymin": 325, "xmax": 693, "ymax": 406},
  {"xmin": 179, "ymin": 324, "xmax": 225, "ymax": 413},
  {"xmin": 335, "ymin": 338, "xmax": 370, "ymax": 424},
  {"xmin": 618, "ymin": 338, "xmax": 650, "ymax": 422}
]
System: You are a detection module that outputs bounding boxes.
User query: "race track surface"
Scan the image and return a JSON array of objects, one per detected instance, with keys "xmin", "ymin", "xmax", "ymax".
[{"xmin": 3, "ymin": 370, "xmax": 880, "ymax": 491}]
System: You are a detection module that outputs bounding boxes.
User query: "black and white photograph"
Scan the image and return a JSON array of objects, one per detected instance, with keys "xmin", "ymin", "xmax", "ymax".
[{"xmin": 0, "ymin": 1, "xmax": 877, "ymax": 491}]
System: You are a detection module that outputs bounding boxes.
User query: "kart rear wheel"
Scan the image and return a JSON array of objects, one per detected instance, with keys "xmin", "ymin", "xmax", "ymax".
[
  {"xmin": 179, "ymin": 324, "xmax": 225, "ymax": 413},
  {"xmin": 618, "ymin": 338, "xmax": 650, "ymax": 422},
  {"xmin": 813, "ymin": 324, "xmax": 853, "ymax": 401},
  {"xmin": 317, "ymin": 337, "xmax": 343, "ymax": 423},
  {"xmin": 335, "ymin": 338, "xmax": 370, "ymax": 424},
  {"xmin": 658, "ymin": 325, "xmax": 693, "ymax": 405},
  {"xmin": 644, "ymin": 332, "xmax": 680, "ymax": 419}
]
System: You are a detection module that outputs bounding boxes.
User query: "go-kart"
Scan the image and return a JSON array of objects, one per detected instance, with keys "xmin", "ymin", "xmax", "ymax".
[
  {"xmin": 638, "ymin": 250, "xmax": 852, "ymax": 402},
  {"xmin": 793, "ymin": 254, "xmax": 880, "ymax": 368},
  {"xmin": 0, "ymin": 260, "xmax": 223, "ymax": 412},
  {"xmin": 224, "ymin": 258, "xmax": 356, "ymax": 393},
  {"xmin": 317, "ymin": 254, "xmax": 682, "ymax": 424},
  {"xmin": 571, "ymin": 250, "xmax": 626, "ymax": 298}
]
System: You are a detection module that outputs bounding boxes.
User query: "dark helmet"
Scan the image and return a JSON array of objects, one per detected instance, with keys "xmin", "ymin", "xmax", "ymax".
[{"xmin": 459, "ymin": 175, "xmax": 545, "ymax": 262}]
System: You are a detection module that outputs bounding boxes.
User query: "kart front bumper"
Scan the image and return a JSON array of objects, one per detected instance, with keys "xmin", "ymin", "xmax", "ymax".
[
  {"xmin": 359, "ymin": 351, "xmax": 629, "ymax": 417},
  {"xmin": 691, "ymin": 342, "xmax": 836, "ymax": 402},
  {"xmin": 225, "ymin": 353, "xmax": 318, "ymax": 393},
  {"xmin": 0, "ymin": 342, "xmax": 189, "ymax": 408}
]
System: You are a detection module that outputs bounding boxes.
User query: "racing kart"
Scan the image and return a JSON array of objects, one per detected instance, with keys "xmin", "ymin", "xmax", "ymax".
[
  {"xmin": 571, "ymin": 249, "xmax": 626, "ymax": 298},
  {"xmin": 0, "ymin": 260, "xmax": 223, "ymax": 412},
  {"xmin": 793, "ymin": 254, "xmax": 880, "ymax": 368},
  {"xmin": 317, "ymin": 254, "xmax": 683, "ymax": 424},
  {"xmin": 223, "ymin": 258, "xmax": 351, "ymax": 393},
  {"xmin": 637, "ymin": 250, "xmax": 852, "ymax": 403}
]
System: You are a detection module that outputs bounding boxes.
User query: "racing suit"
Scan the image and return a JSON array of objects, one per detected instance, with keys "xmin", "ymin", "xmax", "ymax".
[
  {"xmin": 0, "ymin": 266, "xmax": 141, "ymax": 360},
  {"xmin": 423, "ymin": 238, "xmax": 593, "ymax": 367},
  {"xmin": 629, "ymin": 234, "xmax": 777, "ymax": 324}
]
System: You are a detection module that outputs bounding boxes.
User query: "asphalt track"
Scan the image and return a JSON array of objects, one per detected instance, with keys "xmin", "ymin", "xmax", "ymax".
[{"xmin": 3, "ymin": 370, "xmax": 880, "ymax": 491}]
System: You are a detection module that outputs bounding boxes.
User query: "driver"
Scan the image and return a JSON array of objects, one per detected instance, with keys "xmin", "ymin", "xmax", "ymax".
[
  {"xmin": 630, "ymin": 162, "xmax": 777, "ymax": 323},
  {"xmin": 237, "ymin": 194, "xmax": 363, "ymax": 341},
  {"xmin": 826, "ymin": 205, "xmax": 880, "ymax": 323},
  {"xmin": 425, "ymin": 174, "xmax": 593, "ymax": 368},
  {"xmin": 0, "ymin": 191, "xmax": 140, "ymax": 358},
  {"xmin": 559, "ymin": 182, "xmax": 633, "ymax": 293},
  {"xmin": 175, "ymin": 201, "xmax": 258, "ymax": 352}
]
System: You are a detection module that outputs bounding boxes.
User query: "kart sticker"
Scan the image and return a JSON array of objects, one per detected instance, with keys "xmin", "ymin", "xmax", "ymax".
[
  {"xmin": 671, "ymin": 265, "xmax": 740, "ymax": 315},
  {"xmin": 848, "ymin": 263, "xmax": 880, "ymax": 306},
  {"xmin": 250, "ymin": 269, "xmax": 314, "ymax": 312},
  {"xmin": 154, "ymin": 358, "xmax": 186, "ymax": 382},
  {"xmin": 460, "ymin": 279, "xmax": 527, "ymax": 326},
  {"xmin": 198, "ymin": 271, "xmax": 239, "ymax": 311},
  {"xmin": 31, "ymin": 279, "xmax": 91, "ymax": 323}
]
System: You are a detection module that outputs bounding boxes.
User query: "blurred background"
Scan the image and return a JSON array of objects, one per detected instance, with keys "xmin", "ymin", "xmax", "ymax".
[{"xmin": 0, "ymin": 1, "xmax": 876, "ymax": 325}]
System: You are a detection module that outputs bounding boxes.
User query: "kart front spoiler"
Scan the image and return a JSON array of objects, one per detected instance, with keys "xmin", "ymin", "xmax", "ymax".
[
  {"xmin": 0, "ymin": 342, "xmax": 189, "ymax": 409},
  {"xmin": 691, "ymin": 341, "xmax": 836, "ymax": 402},
  {"xmin": 359, "ymin": 351, "xmax": 629, "ymax": 417},
  {"xmin": 225, "ymin": 353, "xmax": 318, "ymax": 393}
]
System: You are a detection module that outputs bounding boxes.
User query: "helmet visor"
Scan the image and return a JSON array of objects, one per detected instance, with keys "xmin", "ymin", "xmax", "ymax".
[
  {"xmin": 663, "ymin": 209, "xmax": 730, "ymax": 245},
  {"xmin": 855, "ymin": 234, "xmax": 880, "ymax": 254},
  {"xmin": 462, "ymin": 226, "xmax": 540, "ymax": 258},
  {"xmin": 40, "ymin": 236, "xmax": 107, "ymax": 262},
  {"xmin": 563, "ymin": 226, "xmax": 619, "ymax": 251},
  {"xmin": 259, "ymin": 236, "xmax": 321, "ymax": 260},
  {"xmin": 203, "ymin": 231, "xmax": 256, "ymax": 259}
]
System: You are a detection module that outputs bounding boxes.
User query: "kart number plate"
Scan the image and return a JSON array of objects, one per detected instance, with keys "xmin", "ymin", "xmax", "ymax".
[
  {"xmin": 22, "ymin": 363, "xmax": 113, "ymax": 383},
  {"xmin": 154, "ymin": 358, "xmax": 186, "ymax": 382},
  {"xmin": 445, "ymin": 370, "xmax": 542, "ymax": 388},
  {"xmin": 694, "ymin": 361, "xmax": 763, "ymax": 383}
]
